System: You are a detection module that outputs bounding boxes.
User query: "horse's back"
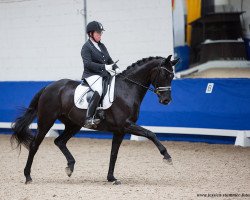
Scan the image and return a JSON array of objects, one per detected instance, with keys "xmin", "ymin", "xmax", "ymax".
[
  {"xmin": 46, "ymin": 79, "xmax": 80, "ymax": 89},
  {"xmin": 38, "ymin": 79, "xmax": 80, "ymax": 113}
]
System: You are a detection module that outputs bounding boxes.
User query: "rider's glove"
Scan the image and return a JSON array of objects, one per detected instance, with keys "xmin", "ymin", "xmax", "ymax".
[
  {"xmin": 105, "ymin": 64, "xmax": 113, "ymax": 71},
  {"xmin": 107, "ymin": 68, "xmax": 121, "ymax": 76},
  {"xmin": 115, "ymin": 68, "xmax": 122, "ymax": 74},
  {"xmin": 107, "ymin": 70, "xmax": 116, "ymax": 76}
]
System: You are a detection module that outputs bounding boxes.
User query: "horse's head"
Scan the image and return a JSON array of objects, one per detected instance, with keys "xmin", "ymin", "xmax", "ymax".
[{"xmin": 151, "ymin": 55, "xmax": 179, "ymax": 105}]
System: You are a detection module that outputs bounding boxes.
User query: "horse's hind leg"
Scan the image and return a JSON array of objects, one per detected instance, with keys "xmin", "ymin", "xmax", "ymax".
[
  {"xmin": 54, "ymin": 122, "xmax": 81, "ymax": 177},
  {"xmin": 24, "ymin": 117, "xmax": 56, "ymax": 184}
]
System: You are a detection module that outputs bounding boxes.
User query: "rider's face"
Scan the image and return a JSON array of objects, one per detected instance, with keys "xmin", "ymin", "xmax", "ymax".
[{"xmin": 92, "ymin": 31, "xmax": 102, "ymax": 42}]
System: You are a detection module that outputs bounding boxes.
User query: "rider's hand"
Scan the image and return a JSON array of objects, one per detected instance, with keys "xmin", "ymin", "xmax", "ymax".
[
  {"xmin": 115, "ymin": 68, "xmax": 122, "ymax": 74},
  {"xmin": 107, "ymin": 68, "xmax": 121, "ymax": 76},
  {"xmin": 105, "ymin": 64, "xmax": 113, "ymax": 71},
  {"xmin": 108, "ymin": 70, "xmax": 116, "ymax": 76}
]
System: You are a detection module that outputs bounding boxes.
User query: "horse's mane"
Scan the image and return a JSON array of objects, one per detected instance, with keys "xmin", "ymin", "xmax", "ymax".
[{"xmin": 120, "ymin": 56, "xmax": 163, "ymax": 75}]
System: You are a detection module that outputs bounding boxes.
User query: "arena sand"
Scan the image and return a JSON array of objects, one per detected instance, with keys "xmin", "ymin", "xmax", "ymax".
[{"xmin": 0, "ymin": 135, "xmax": 249, "ymax": 200}]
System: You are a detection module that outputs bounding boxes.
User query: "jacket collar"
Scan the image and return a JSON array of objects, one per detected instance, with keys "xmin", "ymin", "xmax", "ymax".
[{"xmin": 88, "ymin": 39, "xmax": 103, "ymax": 53}]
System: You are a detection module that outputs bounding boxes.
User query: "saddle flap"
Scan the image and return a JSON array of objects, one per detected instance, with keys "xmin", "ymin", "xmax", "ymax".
[{"xmin": 74, "ymin": 76, "xmax": 116, "ymax": 110}]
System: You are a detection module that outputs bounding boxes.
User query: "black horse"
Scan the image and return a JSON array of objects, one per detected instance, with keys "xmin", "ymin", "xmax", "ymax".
[{"xmin": 11, "ymin": 55, "xmax": 179, "ymax": 184}]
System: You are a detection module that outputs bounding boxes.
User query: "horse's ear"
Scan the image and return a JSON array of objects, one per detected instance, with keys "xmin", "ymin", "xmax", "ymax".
[
  {"xmin": 166, "ymin": 55, "xmax": 172, "ymax": 62},
  {"xmin": 171, "ymin": 58, "xmax": 180, "ymax": 66}
]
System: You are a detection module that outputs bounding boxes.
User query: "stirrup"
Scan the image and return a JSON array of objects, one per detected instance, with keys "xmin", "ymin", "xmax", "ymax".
[{"xmin": 84, "ymin": 118, "xmax": 101, "ymax": 129}]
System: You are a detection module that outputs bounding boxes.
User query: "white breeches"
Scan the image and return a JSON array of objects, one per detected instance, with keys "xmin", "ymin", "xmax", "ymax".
[{"xmin": 85, "ymin": 75, "xmax": 103, "ymax": 96}]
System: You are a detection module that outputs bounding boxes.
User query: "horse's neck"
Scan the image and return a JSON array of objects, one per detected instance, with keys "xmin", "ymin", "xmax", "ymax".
[
  {"xmin": 119, "ymin": 60, "xmax": 159, "ymax": 103},
  {"xmin": 129, "ymin": 61, "xmax": 158, "ymax": 87}
]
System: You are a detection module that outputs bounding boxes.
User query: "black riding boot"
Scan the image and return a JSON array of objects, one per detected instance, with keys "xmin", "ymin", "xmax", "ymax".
[{"xmin": 84, "ymin": 91, "xmax": 101, "ymax": 128}]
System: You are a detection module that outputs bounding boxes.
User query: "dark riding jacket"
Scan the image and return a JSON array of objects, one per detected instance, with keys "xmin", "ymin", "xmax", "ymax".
[{"xmin": 81, "ymin": 39, "xmax": 117, "ymax": 79}]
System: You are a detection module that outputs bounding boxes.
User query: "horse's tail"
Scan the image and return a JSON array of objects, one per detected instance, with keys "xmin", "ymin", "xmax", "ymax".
[{"xmin": 11, "ymin": 87, "xmax": 46, "ymax": 150}]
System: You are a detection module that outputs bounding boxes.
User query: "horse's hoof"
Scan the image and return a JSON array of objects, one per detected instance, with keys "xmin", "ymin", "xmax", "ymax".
[
  {"xmin": 25, "ymin": 177, "xmax": 32, "ymax": 184},
  {"xmin": 65, "ymin": 167, "xmax": 73, "ymax": 177},
  {"xmin": 112, "ymin": 180, "xmax": 121, "ymax": 185},
  {"xmin": 163, "ymin": 158, "xmax": 173, "ymax": 165},
  {"xmin": 107, "ymin": 175, "xmax": 117, "ymax": 182}
]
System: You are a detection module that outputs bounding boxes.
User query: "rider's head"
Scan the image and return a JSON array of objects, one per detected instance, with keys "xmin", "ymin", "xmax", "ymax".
[{"xmin": 86, "ymin": 21, "xmax": 105, "ymax": 43}]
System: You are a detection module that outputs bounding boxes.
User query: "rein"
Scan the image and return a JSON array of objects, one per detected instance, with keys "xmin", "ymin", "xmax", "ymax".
[
  {"xmin": 118, "ymin": 73, "xmax": 156, "ymax": 93},
  {"xmin": 117, "ymin": 60, "xmax": 174, "ymax": 95}
]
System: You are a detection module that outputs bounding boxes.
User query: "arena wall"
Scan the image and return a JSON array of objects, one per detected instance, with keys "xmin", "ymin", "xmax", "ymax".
[
  {"xmin": 1, "ymin": 79, "xmax": 250, "ymax": 130},
  {"xmin": 1, "ymin": 1, "xmax": 249, "ymax": 145}
]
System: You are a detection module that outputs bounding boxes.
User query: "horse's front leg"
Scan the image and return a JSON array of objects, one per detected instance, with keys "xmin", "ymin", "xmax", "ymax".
[
  {"xmin": 107, "ymin": 133, "xmax": 125, "ymax": 184},
  {"xmin": 124, "ymin": 122, "xmax": 172, "ymax": 164}
]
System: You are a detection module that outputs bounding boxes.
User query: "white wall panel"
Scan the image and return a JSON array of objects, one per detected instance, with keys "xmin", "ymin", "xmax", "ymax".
[
  {"xmin": 0, "ymin": 0, "xmax": 84, "ymax": 81},
  {"xmin": 88, "ymin": 0, "xmax": 173, "ymax": 69},
  {"xmin": 0, "ymin": 0, "xmax": 173, "ymax": 81}
]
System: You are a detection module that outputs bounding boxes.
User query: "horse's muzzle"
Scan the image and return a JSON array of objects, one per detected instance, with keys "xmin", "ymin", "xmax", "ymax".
[{"xmin": 159, "ymin": 97, "xmax": 172, "ymax": 105}]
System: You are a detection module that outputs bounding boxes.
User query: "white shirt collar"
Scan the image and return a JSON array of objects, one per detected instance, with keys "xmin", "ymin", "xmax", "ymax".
[{"xmin": 90, "ymin": 38, "xmax": 101, "ymax": 52}]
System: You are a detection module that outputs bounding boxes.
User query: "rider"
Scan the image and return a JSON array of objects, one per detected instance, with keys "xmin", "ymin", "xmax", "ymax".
[{"xmin": 81, "ymin": 21, "xmax": 121, "ymax": 128}]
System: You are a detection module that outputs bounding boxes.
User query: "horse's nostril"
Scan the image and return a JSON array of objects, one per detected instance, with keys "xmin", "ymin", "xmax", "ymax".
[
  {"xmin": 162, "ymin": 97, "xmax": 172, "ymax": 104},
  {"xmin": 160, "ymin": 98, "xmax": 170, "ymax": 105}
]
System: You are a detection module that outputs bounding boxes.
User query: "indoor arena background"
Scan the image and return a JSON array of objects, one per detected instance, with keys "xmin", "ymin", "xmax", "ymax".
[{"xmin": 0, "ymin": 0, "xmax": 249, "ymax": 199}]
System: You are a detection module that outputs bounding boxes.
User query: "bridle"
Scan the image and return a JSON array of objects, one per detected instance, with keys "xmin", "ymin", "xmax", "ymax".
[
  {"xmin": 118, "ymin": 59, "xmax": 174, "ymax": 95},
  {"xmin": 152, "ymin": 66, "xmax": 174, "ymax": 95}
]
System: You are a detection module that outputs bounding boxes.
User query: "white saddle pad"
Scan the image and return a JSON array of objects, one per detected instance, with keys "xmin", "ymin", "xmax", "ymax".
[{"xmin": 74, "ymin": 77, "xmax": 116, "ymax": 110}]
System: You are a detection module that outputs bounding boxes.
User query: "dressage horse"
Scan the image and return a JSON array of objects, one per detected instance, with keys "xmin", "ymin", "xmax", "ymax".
[{"xmin": 11, "ymin": 55, "xmax": 179, "ymax": 184}]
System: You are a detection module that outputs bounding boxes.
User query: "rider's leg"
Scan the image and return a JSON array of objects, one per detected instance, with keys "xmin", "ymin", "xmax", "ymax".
[
  {"xmin": 84, "ymin": 75, "xmax": 103, "ymax": 128},
  {"xmin": 84, "ymin": 91, "xmax": 101, "ymax": 128},
  {"xmin": 85, "ymin": 75, "xmax": 103, "ymax": 96}
]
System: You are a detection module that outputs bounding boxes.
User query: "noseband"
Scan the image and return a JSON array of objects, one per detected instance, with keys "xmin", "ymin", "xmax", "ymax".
[{"xmin": 120, "ymin": 60, "xmax": 174, "ymax": 95}]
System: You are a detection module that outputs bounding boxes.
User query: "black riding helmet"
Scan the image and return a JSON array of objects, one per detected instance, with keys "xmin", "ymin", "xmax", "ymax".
[{"xmin": 86, "ymin": 21, "xmax": 105, "ymax": 34}]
